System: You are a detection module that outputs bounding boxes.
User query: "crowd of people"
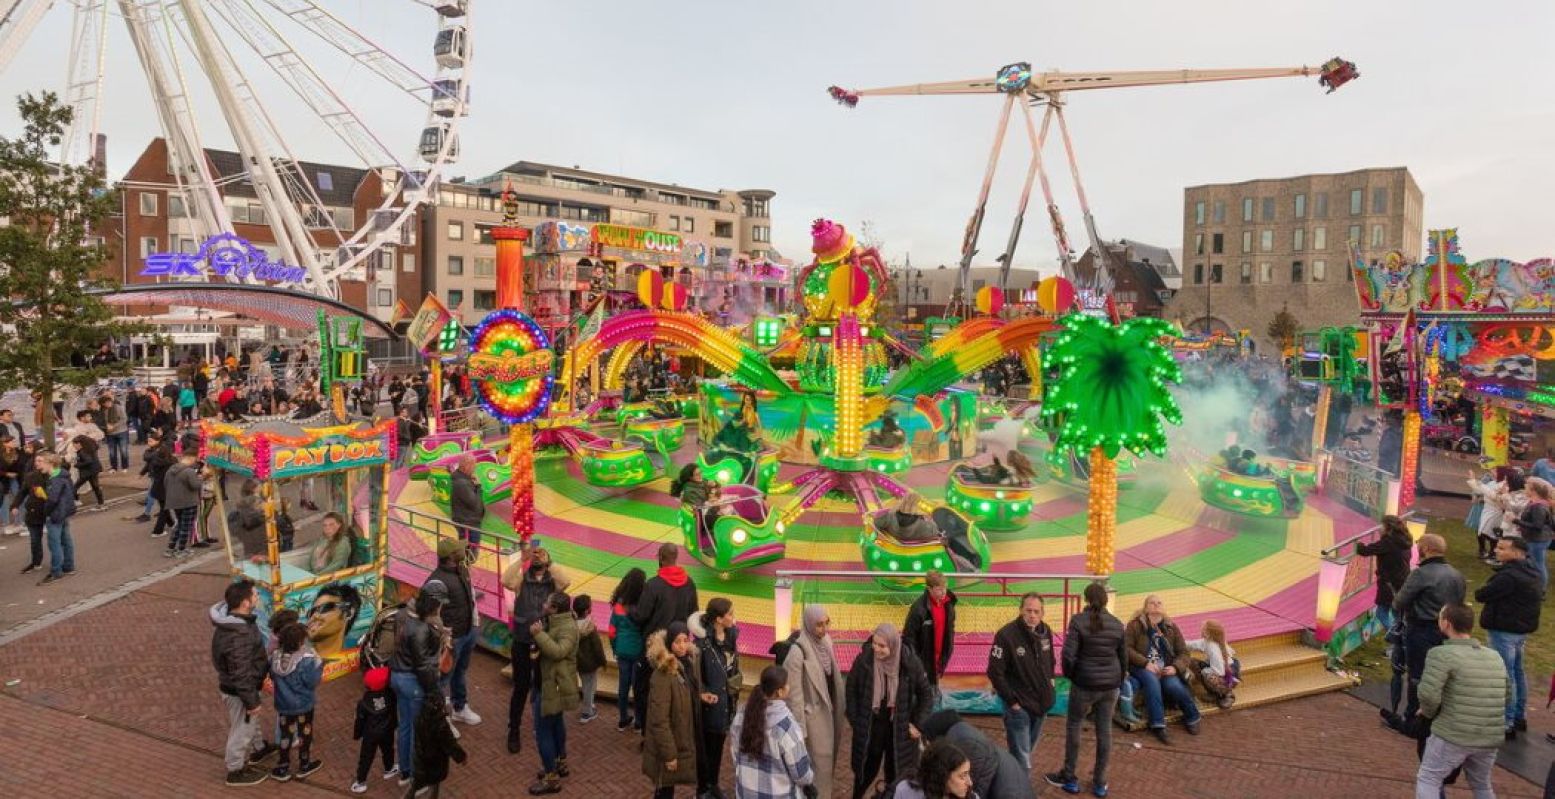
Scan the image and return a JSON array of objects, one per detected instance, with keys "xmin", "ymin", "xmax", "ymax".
[{"xmin": 211, "ymin": 534, "xmax": 1261, "ymax": 798}]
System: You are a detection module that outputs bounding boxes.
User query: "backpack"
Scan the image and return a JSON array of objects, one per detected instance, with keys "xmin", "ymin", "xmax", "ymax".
[
  {"xmin": 768, "ymin": 630, "xmax": 801, "ymax": 666},
  {"xmin": 361, "ymin": 603, "xmax": 405, "ymax": 669}
]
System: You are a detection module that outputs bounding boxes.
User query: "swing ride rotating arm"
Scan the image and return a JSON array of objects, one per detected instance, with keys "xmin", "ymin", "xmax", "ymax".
[{"xmin": 835, "ymin": 62, "xmax": 1354, "ymax": 101}]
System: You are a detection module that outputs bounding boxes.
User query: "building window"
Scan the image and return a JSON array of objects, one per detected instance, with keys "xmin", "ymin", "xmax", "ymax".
[
  {"xmin": 1371, "ymin": 224, "xmax": 1385, "ymax": 247},
  {"xmin": 683, "ymin": 217, "xmax": 694, "ymax": 234},
  {"xmin": 752, "ymin": 225, "xmax": 770, "ymax": 243},
  {"xmin": 1194, "ymin": 233, "xmax": 1204, "ymax": 256},
  {"xmin": 1260, "ymin": 230, "xmax": 1273, "ymax": 252},
  {"xmin": 473, "ymin": 290, "xmax": 497, "ymax": 310},
  {"xmin": 1261, "ymin": 197, "xmax": 1275, "ymax": 221},
  {"xmin": 1293, "ymin": 229, "xmax": 1305, "ymax": 251},
  {"xmin": 1312, "ymin": 259, "xmax": 1327, "ymax": 282},
  {"xmin": 1349, "ymin": 224, "xmax": 1362, "ymax": 247},
  {"xmin": 475, "ymin": 224, "xmax": 494, "ymax": 245},
  {"xmin": 1372, "ymin": 187, "xmax": 1388, "ymax": 214},
  {"xmin": 447, "ymin": 289, "xmax": 464, "ymax": 309},
  {"xmin": 1212, "ymin": 201, "xmax": 1225, "ymax": 224},
  {"xmin": 402, "ymin": 254, "xmax": 416, "ymax": 273},
  {"xmin": 1313, "ymin": 227, "xmax": 1327, "ymax": 251},
  {"xmin": 1241, "ymin": 230, "xmax": 1252, "ymax": 253},
  {"xmin": 1210, "ymin": 264, "xmax": 1223, "ymax": 284},
  {"xmin": 1294, "ymin": 193, "xmax": 1306, "ymax": 219},
  {"xmin": 447, "ymin": 221, "xmax": 463, "ymax": 240},
  {"xmin": 139, "ymin": 192, "xmax": 158, "ymax": 216},
  {"xmin": 168, "ymin": 195, "xmax": 188, "ymax": 218},
  {"xmin": 669, "ymin": 215, "xmax": 680, "ymax": 231},
  {"xmin": 1242, "ymin": 197, "xmax": 1254, "ymax": 222},
  {"xmin": 447, "ymin": 255, "xmax": 464, "ymax": 275},
  {"xmin": 474, "ymin": 256, "xmax": 495, "ymax": 277},
  {"xmin": 375, "ymin": 288, "xmax": 392, "ymax": 307},
  {"xmin": 1193, "ymin": 263, "xmax": 1204, "ymax": 284},
  {"xmin": 1259, "ymin": 262, "xmax": 1272, "ymax": 283},
  {"xmin": 1291, "ymin": 260, "xmax": 1304, "ymax": 283},
  {"xmin": 1194, "ymin": 201, "xmax": 1205, "ymax": 225},
  {"xmin": 139, "ymin": 236, "xmax": 159, "ymax": 258},
  {"xmin": 1239, "ymin": 263, "xmax": 1252, "ymax": 284},
  {"xmin": 1315, "ymin": 192, "xmax": 1329, "ymax": 218},
  {"xmin": 1211, "ymin": 233, "xmax": 1224, "ymax": 254},
  {"xmin": 714, "ymin": 221, "xmax": 734, "ymax": 238},
  {"xmin": 743, "ymin": 198, "xmax": 770, "ymax": 218},
  {"xmin": 1349, "ymin": 189, "xmax": 1363, "ymax": 215}
]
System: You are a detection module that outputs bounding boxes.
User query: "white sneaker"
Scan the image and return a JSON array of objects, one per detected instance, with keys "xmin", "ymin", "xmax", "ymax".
[
  {"xmin": 452, "ymin": 706, "xmax": 482, "ymax": 726},
  {"xmin": 350, "ymin": 781, "xmax": 368, "ymax": 794},
  {"xmin": 382, "ymin": 766, "xmax": 399, "ymax": 781}
]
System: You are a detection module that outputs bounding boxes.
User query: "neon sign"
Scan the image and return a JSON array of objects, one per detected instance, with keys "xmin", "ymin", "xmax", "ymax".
[
  {"xmin": 271, "ymin": 438, "xmax": 387, "ymax": 477},
  {"xmin": 141, "ymin": 233, "xmax": 307, "ymax": 284},
  {"xmin": 591, "ymin": 224, "xmax": 681, "ymax": 254}
]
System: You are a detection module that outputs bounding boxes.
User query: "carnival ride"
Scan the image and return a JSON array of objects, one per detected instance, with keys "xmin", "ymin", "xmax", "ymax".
[
  {"xmin": 0, "ymin": 0, "xmax": 473, "ymax": 298},
  {"xmin": 829, "ymin": 58, "xmax": 1358, "ymax": 310}
]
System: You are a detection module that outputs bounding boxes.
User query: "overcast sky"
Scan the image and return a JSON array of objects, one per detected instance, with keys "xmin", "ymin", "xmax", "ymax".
[{"xmin": 2, "ymin": 0, "xmax": 1551, "ymax": 273}]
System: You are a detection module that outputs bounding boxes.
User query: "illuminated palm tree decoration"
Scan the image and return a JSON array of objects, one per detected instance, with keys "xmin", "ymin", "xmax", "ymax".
[{"xmin": 1041, "ymin": 314, "xmax": 1183, "ymax": 574}]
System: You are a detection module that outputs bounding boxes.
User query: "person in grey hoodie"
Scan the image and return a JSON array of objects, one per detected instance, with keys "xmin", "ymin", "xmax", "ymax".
[
  {"xmin": 269, "ymin": 621, "xmax": 324, "ymax": 782},
  {"xmin": 211, "ymin": 580, "xmax": 275, "ymax": 787},
  {"xmin": 164, "ymin": 453, "xmax": 203, "ymax": 557}
]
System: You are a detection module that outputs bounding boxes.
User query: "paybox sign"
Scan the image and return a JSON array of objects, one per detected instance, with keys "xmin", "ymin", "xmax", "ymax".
[
  {"xmin": 141, "ymin": 233, "xmax": 307, "ymax": 284},
  {"xmin": 271, "ymin": 436, "xmax": 388, "ymax": 478}
]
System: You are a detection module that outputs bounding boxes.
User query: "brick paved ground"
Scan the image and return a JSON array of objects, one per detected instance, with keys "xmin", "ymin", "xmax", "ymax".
[{"xmin": 0, "ymin": 570, "xmax": 1545, "ymax": 798}]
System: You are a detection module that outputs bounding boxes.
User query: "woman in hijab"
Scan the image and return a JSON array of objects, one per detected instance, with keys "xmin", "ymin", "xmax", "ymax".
[
  {"xmin": 845, "ymin": 622, "xmax": 933, "ymax": 799},
  {"xmin": 783, "ymin": 604, "xmax": 847, "ymax": 799}
]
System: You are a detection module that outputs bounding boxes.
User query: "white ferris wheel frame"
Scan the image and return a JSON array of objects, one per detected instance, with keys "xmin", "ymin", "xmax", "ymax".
[{"xmin": 0, "ymin": 0, "xmax": 472, "ymax": 299}]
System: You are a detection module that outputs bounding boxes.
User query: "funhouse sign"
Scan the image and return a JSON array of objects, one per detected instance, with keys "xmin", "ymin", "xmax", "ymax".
[{"xmin": 141, "ymin": 233, "xmax": 307, "ymax": 284}]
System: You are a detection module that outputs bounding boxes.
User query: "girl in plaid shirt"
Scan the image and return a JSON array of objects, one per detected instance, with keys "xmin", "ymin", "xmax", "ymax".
[{"xmin": 731, "ymin": 666, "xmax": 815, "ymax": 799}]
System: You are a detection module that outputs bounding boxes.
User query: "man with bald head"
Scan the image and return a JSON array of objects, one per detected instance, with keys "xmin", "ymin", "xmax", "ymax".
[
  {"xmin": 1392, "ymin": 532, "xmax": 1466, "ymax": 728},
  {"xmin": 448, "ymin": 454, "xmax": 486, "ymax": 548}
]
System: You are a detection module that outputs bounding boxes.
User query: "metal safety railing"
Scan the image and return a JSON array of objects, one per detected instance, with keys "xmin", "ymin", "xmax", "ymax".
[
  {"xmin": 385, "ymin": 502, "xmax": 523, "ymax": 621},
  {"xmin": 1319, "ymin": 448, "xmax": 1401, "ymax": 519}
]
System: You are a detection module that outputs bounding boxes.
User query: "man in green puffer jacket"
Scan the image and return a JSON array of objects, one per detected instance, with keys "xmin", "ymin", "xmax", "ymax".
[{"xmin": 1414, "ymin": 603, "xmax": 1510, "ymax": 799}]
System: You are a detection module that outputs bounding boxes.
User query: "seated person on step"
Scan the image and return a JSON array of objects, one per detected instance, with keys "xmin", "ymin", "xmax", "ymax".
[{"xmin": 1185, "ymin": 619, "xmax": 1241, "ymax": 710}]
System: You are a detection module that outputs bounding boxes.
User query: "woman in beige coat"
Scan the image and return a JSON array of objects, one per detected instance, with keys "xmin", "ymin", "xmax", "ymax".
[{"xmin": 783, "ymin": 604, "xmax": 846, "ymax": 798}]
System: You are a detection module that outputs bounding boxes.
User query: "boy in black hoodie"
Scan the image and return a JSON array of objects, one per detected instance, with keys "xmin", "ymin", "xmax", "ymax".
[{"xmin": 352, "ymin": 666, "xmax": 398, "ymax": 793}]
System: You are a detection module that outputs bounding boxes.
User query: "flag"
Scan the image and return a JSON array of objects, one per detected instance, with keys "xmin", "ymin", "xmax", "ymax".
[
  {"xmin": 406, "ymin": 293, "xmax": 452, "ymax": 353},
  {"xmin": 577, "ymin": 296, "xmax": 606, "ymax": 341},
  {"xmin": 1384, "ymin": 308, "xmax": 1412, "ymax": 355},
  {"xmin": 388, "ymin": 298, "xmax": 413, "ymax": 327}
]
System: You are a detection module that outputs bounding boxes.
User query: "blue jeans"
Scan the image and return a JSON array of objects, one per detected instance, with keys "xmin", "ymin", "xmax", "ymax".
[
  {"xmin": 615, "ymin": 652, "xmax": 639, "ymax": 725},
  {"xmin": 532, "ymin": 689, "xmax": 567, "ymax": 773},
  {"xmin": 45, "ymin": 520, "xmax": 74, "ymax": 577},
  {"xmin": 1130, "ymin": 667, "xmax": 1201, "ymax": 728},
  {"xmin": 0, "ymin": 477, "xmax": 15, "ymax": 526},
  {"xmin": 440, "ymin": 628, "xmax": 478, "ymax": 712},
  {"xmin": 1486, "ymin": 629, "xmax": 1527, "ymax": 726},
  {"xmin": 1528, "ymin": 540, "xmax": 1550, "ymax": 592},
  {"xmin": 390, "ymin": 671, "xmax": 425, "ymax": 780},
  {"xmin": 1373, "ymin": 603, "xmax": 1394, "ymax": 632},
  {"xmin": 105, "ymin": 431, "xmax": 129, "ymax": 471},
  {"xmin": 1001, "ymin": 704, "xmax": 1046, "ymax": 769}
]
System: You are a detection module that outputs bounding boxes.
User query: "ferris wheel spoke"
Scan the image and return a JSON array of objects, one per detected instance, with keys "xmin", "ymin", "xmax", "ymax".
[
  {"xmin": 0, "ymin": 0, "xmax": 55, "ymax": 75},
  {"xmin": 58, "ymin": 0, "xmax": 109, "ymax": 168},
  {"xmin": 259, "ymin": 0, "xmax": 435, "ymax": 99},
  {"xmin": 205, "ymin": 0, "xmax": 406, "ymax": 174}
]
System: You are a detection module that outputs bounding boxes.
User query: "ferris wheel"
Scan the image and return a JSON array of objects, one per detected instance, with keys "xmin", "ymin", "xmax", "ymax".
[{"xmin": 0, "ymin": 0, "xmax": 475, "ymax": 299}]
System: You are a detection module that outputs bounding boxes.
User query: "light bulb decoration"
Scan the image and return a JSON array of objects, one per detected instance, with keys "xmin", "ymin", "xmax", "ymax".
[{"xmin": 468, "ymin": 309, "xmax": 554, "ymax": 544}]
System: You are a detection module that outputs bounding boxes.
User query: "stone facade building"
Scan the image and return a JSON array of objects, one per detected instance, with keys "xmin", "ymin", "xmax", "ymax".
[{"xmin": 1164, "ymin": 167, "xmax": 1422, "ymax": 353}]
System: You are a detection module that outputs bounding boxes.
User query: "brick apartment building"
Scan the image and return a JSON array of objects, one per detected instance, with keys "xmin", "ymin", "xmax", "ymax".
[{"xmin": 1163, "ymin": 167, "xmax": 1423, "ymax": 353}]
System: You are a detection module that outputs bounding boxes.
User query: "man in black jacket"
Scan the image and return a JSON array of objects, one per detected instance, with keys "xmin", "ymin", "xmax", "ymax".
[
  {"xmin": 903, "ymin": 570, "xmax": 956, "ymax": 696},
  {"xmin": 210, "ymin": 579, "xmax": 275, "ymax": 786},
  {"xmin": 428, "ymin": 538, "xmax": 482, "ymax": 727},
  {"xmin": 390, "ymin": 582, "xmax": 449, "ymax": 786},
  {"xmin": 920, "ymin": 709, "xmax": 1035, "ymax": 799},
  {"xmin": 1476, "ymin": 536, "xmax": 1542, "ymax": 738},
  {"xmin": 449, "ymin": 455, "xmax": 485, "ymax": 547},
  {"xmin": 629, "ymin": 542, "xmax": 698, "ymax": 732},
  {"xmin": 1391, "ymin": 533, "xmax": 1466, "ymax": 726},
  {"xmin": 987, "ymin": 592, "xmax": 1056, "ymax": 769}
]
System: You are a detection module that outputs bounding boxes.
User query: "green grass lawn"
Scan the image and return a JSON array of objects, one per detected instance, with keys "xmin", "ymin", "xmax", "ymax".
[{"xmin": 1341, "ymin": 516, "xmax": 1555, "ymax": 690}]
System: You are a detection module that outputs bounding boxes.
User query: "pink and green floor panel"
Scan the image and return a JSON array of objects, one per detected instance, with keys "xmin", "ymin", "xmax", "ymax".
[{"xmin": 387, "ymin": 452, "xmax": 1376, "ymax": 675}]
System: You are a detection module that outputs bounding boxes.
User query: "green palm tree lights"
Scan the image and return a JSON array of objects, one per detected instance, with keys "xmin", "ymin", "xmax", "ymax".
[{"xmin": 1040, "ymin": 314, "xmax": 1183, "ymax": 573}]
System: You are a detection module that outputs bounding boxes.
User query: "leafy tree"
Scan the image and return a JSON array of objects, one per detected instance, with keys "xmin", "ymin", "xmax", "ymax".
[
  {"xmin": 0, "ymin": 92, "xmax": 151, "ymax": 442},
  {"xmin": 1267, "ymin": 303, "xmax": 1302, "ymax": 353},
  {"xmin": 1040, "ymin": 313, "xmax": 1182, "ymax": 574}
]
